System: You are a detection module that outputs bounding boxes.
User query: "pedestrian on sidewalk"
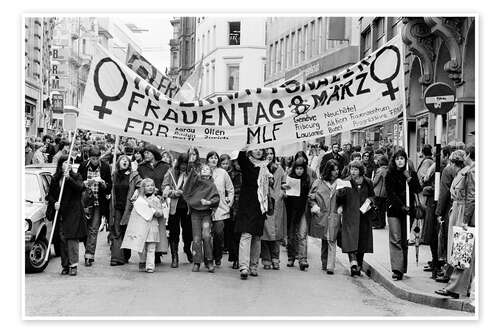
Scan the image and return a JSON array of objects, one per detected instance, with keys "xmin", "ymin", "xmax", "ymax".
[
  {"xmin": 77, "ymin": 146, "xmax": 112, "ymax": 267},
  {"xmin": 385, "ymin": 149, "xmax": 422, "ymax": 280},
  {"xmin": 336, "ymin": 160, "xmax": 375, "ymax": 277},
  {"xmin": 372, "ymin": 155, "xmax": 389, "ymax": 229},
  {"xmin": 46, "ymin": 156, "xmax": 87, "ymax": 276},
  {"xmin": 308, "ymin": 159, "xmax": 342, "ymax": 275},
  {"xmin": 235, "ymin": 149, "xmax": 271, "ymax": 279},
  {"xmin": 284, "ymin": 156, "xmax": 311, "ymax": 271},
  {"xmin": 206, "ymin": 151, "xmax": 234, "ymax": 268},
  {"xmin": 162, "ymin": 153, "xmax": 193, "ymax": 267},
  {"xmin": 32, "ymin": 142, "xmax": 47, "ymax": 164},
  {"xmin": 121, "ymin": 178, "xmax": 164, "ymax": 273},
  {"xmin": 435, "ymin": 147, "xmax": 465, "ymax": 283},
  {"xmin": 183, "ymin": 161, "xmax": 220, "ymax": 273},
  {"xmin": 109, "ymin": 155, "xmax": 142, "ymax": 266},
  {"xmin": 222, "ymin": 155, "xmax": 242, "ymax": 270},
  {"xmin": 436, "ymin": 145, "xmax": 475, "ymax": 299},
  {"xmin": 261, "ymin": 148, "xmax": 287, "ymax": 271}
]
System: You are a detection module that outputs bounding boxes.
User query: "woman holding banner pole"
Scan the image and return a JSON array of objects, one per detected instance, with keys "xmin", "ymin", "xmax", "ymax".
[{"xmin": 46, "ymin": 155, "xmax": 87, "ymax": 276}]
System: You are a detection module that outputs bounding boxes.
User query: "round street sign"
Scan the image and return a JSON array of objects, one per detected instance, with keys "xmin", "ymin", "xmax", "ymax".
[{"xmin": 424, "ymin": 82, "xmax": 456, "ymax": 115}]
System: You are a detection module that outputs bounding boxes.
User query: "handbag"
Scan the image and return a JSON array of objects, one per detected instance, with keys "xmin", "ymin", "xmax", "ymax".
[
  {"xmin": 414, "ymin": 194, "xmax": 425, "ymax": 220},
  {"xmin": 449, "ymin": 226, "xmax": 475, "ymax": 269}
]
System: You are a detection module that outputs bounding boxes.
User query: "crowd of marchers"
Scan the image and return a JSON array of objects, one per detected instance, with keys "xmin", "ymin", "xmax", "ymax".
[{"xmin": 24, "ymin": 132, "xmax": 475, "ymax": 299}]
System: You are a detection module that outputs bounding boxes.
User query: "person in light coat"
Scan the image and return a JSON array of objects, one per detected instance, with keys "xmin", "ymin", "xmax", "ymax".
[
  {"xmin": 308, "ymin": 159, "xmax": 342, "ymax": 275},
  {"xmin": 261, "ymin": 148, "xmax": 287, "ymax": 270},
  {"xmin": 121, "ymin": 178, "xmax": 164, "ymax": 273}
]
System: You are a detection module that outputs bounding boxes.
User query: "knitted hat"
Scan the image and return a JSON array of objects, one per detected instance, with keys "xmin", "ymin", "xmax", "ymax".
[{"xmin": 143, "ymin": 144, "xmax": 162, "ymax": 161}]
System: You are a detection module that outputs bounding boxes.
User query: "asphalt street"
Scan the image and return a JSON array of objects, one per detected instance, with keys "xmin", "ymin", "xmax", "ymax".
[{"xmin": 24, "ymin": 231, "xmax": 471, "ymax": 317}]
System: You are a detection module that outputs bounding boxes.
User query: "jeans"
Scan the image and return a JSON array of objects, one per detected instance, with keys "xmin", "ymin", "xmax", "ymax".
[
  {"xmin": 191, "ymin": 211, "xmax": 213, "ymax": 264},
  {"xmin": 59, "ymin": 226, "xmax": 79, "ymax": 268},
  {"xmin": 348, "ymin": 252, "xmax": 365, "ymax": 269},
  {"xmin": 239, "ymin": 233, "xmax": 261, "ymax": 271},
  {"xmin": 261, "ymin": 240, "xmax": 280, "ymax": 265},
  {"xmin": 388, "ymin": 216, "xmax": 408, "ymax": 274},
  {"xmin": 139, "ymin": 242, "xmax": 157, "ymax": 271},
  {"xmin": 85, "ymin": 206, "xmax": 101, "ymax": 260},
  {"xmin": 226, "ymin": 218, "xmax": 240, "ymax": 262},
  {"xmin": 110, "ymin": 209, "xmax": 131, "ymax": 263},
  {"xmin": 321, "ymin": 240, "xmax": 337, "ymax": 271},
  {"xmin": 286, "ymin": 211, "xmax": 308, "ymax": 263},
  {"xmin": 212, "ymin": 219, "xmax": 226, "ymax": 262},
  {"xmin": 167, "ymin": 208, "xmax": 193, "ymax": 254}
]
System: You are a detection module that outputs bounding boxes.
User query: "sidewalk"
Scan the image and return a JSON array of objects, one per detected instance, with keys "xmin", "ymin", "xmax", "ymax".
[{"xmin": 361, "ymin": 227, "xmax": 476, "ymax": 313}]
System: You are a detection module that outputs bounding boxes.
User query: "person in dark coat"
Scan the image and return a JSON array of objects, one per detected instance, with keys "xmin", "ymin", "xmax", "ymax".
[
  {"xmin": 283, "ymin": 157, "xmax": 311, "ymax": 271},
  {"xmin": 46, "ymin": 155, "xmax": 87, "ymax": 276},
  {"xmin": 385, "ymin": 149, "xmax": 422, "ymax": 280},
  {"xmin": 234, "ymin": 149, "xmax": 271, "ymax": 279},
  {"xmin": 319, "ymin": 142, "xmax": 346, "ymax": 176},
  {"xmin": 336, "ymin": 160, "xmax": 375, "ymax": 277},
  {"xmin": 362, "ymin": 151, "xmax": 376, "ymax": 180},
  {"xmin": 372, "ymin": 155, "xmax": 389, "ymax": 229},
  {"xmin": 109, "ymin": 155, "xmax": 142, "ymax": 266},
  {"xmin": 77, "ymin": 146, "xmax": 112, "ymax": 267},
  {"xmin": 42, "ymin": 134, "xmax": 56, "ymax": 163},
  {"xmin": 224, "ymin": 155, "xmax": 242, "ymax": 269}
]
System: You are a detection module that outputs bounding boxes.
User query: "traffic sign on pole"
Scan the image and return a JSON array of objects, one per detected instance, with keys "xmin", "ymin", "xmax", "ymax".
[{"xmin": 424, "ymin": 82, "xmax": 456, "ymax": 115}]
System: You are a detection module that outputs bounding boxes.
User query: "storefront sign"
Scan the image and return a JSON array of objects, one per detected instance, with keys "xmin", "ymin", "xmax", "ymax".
[
  {"xmin": 52, "ymin": 94, "xmax": 64, "ymax": 113},
  {"xmin": 79, "ymin": 37, "xmax": 405, "ymax": 154}
]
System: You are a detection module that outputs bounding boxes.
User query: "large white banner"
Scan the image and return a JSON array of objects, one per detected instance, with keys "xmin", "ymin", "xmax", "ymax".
[{"xmin": 79, "ymin": 37, "xmax": 405, "ymax": 154}]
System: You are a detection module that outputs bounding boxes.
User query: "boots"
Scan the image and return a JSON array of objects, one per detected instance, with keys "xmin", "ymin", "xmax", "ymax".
[{"xmin": 170, "ymin": 241, "xmax": 179, "ymax": 268}]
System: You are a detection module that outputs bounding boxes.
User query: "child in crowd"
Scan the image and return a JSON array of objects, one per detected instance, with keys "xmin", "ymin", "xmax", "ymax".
[{"xmin": 121, "ymin": 178, "xmax": 164, "ymax": 273}]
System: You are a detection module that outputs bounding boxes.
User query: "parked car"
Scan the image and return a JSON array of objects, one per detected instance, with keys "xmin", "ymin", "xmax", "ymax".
[
  {"xmin": 25, "ymin": 166, "xmax": 54, "ymax": 273},
  {"xmin": 24, "ymin": 163, "xmax": 80, "ymax": 273}
]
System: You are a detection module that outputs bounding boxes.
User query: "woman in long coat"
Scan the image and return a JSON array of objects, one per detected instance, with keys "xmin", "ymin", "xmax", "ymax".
[
  {"xmin": 385, "ymin": 149, "xmax": 422, "ymax": 280},
  {"xmin": 336, "ymin": 160, "xmax": 375, "ymax": 277},
  {"xmin": 235, "ymin": 149, "xmax": 271, "ymax": 279},
  {"xmin": 46, "ymin": 155, "xmax": 87, "ymax": 276},
  {"xmin": 109, "ymin": 155, "xmax": 142, "ymax": 265},
  {"xmin": 308, "ymin": 159, "xmax": 342, "ymax": 275},
  {"xmin": 261, "ymin": 148, "xmax": 287, "ymax": 270}
]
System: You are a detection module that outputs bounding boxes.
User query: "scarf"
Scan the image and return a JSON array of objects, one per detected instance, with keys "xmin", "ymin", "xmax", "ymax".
[{"xmin": 248, "ymin": 155, "xmax": 272, "ymax": 214}]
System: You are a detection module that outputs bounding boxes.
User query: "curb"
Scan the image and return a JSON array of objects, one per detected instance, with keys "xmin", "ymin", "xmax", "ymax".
[{"xmin": 361, "ymin": 257, "xmax": 475, "ymax": 313}]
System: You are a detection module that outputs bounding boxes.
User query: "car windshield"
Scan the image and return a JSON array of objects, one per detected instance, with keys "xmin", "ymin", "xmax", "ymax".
[{"xmin": 25, "ymin": 174, "xmax": 42, "ymax": 202}]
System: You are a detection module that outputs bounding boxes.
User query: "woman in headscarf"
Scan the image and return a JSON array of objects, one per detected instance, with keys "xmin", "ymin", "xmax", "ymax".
[
  {"xmin": 260, "ymin": 148, "xmax": 287, "ymax": 270},
  {"xmin": 235, "ymin": 149, "xmax": 272, "ymax": 279},
  {"xmin": 385, "ymin": 149, "xmax": 422, "ymax": 280}
]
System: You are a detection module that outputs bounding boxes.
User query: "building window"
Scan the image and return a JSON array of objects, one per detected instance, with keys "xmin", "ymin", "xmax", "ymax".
[
  {"xmin": 269, "ymin": 44, "xmax": 274, "ymax": 75},
  {"xmin": 318, "ymin": 17, "xmax": 323, "ymax": 54},
  {"xmin": 207, "ymin": 30, "xmax": 210, "ymax": 53},
  {"xmin": 277, "ymin": 39, "xmax": 283, "ymax": 72},
  {"xmin": 211, "ymin": 63, "xmax": 215, "ymax": 93},
  {"xmin": 286, "ymin": 35, "xmax": 291, "ymax": 68},
  {"xmin": 291, "ymin": 32, "xmax": 296, "ymax": 66},
  {"xmin": 361, "ymin": 28, "xmax": 372, "ymax": 58},
  {"xmin": 391, "ymin": 17, "xmax": 403, "ymax": 38},
  {"xmin": 228, "ymin": 21, "xmax": 240, "ymax": 45},
  {"xmin": 310, "ymin": 20, "xmax": 316, "ymax": 58},
  {"xmin": 297, "ymin": 28, "xmax": 302, "ymax": 64},
  {"xmin": 304, "ymin": 25, "xmax": 309, "ymax": 59},
  {"xmin": 274, "ymin": 41, "xmax": 278, "ymax": 73},
  {"xmin": 202, "ymin": 34, "xmax": 205, "ymax": 56},
  {"xmin": 213, "ymin": 25, "xmax": 216, "ymax": 49},
  {"xmin": 227, "ymin": 64, "xmax": 239, "ymax": 91},
  {"xmin": 375, "ymin": 17, "xmax": 385, "ymax": 49}
]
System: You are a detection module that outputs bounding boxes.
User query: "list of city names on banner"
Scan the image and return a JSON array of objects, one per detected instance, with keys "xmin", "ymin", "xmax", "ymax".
[{"xmin": 79, "ymin": 37, "xmax": 404, "ymax": 154}]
